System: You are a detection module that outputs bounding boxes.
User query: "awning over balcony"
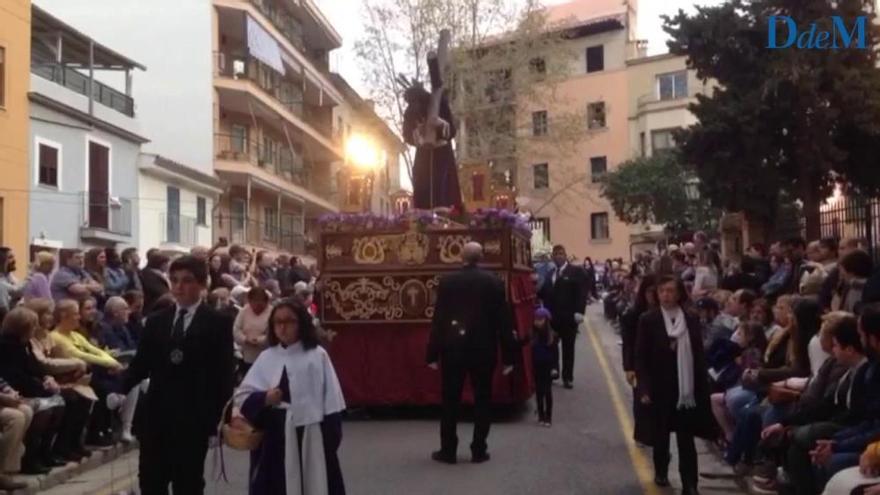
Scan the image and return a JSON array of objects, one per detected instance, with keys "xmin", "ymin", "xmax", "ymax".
[
  {"xmin": 246, "ymin": 14, "xmax": 285, "ymax": 74},
  {"xmin": 31, "ymin": 5, "xmax": 145, "ymax": 70}
]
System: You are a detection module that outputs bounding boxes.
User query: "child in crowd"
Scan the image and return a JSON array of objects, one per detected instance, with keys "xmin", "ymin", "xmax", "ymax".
[
  {"xmin": 733, "ymin": 322, "xmax": 768, "ymax": 369},
  {"xmin": 532, "ymin": 307, "xmax": 558, "ymax": 427}
]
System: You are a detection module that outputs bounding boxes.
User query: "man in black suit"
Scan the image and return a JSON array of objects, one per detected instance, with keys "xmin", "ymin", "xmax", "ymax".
[
  {"xmin": 427, "ymin": 242, "xmax": 516, "ymax": 464},
  {"xmin": 125, "ymin": 255, "xmax": 235, "ymax": 495},
  {"xmin": 538, "ymin": 244, "xmax": 586, "ymax": 388}
]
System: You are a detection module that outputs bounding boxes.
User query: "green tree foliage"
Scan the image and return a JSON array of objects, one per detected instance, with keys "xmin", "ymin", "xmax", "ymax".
[
  {"xmin": 600, "ymin": 152, "xmax": 719, "ymax": 234},
  {"xmin": 663, "ymin": 0, "xmax": 880, "ymax": 238}
]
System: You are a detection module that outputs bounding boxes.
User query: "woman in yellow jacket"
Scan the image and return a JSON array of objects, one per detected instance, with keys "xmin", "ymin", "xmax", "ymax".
[
  {"xmin": 50, "ymin": 299, "xmax": 121, "ymax": 370},
  {"xmin": 51, "ymin": 299, "xmax": 123, "ymax": 446}
]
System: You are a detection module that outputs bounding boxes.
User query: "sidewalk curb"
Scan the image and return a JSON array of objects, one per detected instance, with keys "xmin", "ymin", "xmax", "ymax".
[{"xmin": 9, "ymin": 443, "xmax": 136, "ymax": 495}]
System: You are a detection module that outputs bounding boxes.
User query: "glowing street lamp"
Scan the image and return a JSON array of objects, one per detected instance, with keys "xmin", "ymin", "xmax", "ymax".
[
  {"xmin": 345, "ymin": 134, "xmax": 381, "ymax": 171},
  {"xmin": 344, "ymin": 134, "xmax": 383, "ymax": 212}
]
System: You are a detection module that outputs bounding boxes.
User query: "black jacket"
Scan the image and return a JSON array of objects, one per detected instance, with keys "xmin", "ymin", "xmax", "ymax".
[
  {"xmin": 0, "ymin": 335, "xmax": 52, "ymax": 398},
  {"xmin": 427, "ymin": 265, "xmax": 515, "ymax": 365},
  {"xmin": 635, "ymin": 308, "xmax": 716, "ymax": 441},
  {"xmin": 621, "ymin": 305, "xmax": 648, "ymax": 373},
  {"xmin": 538, "ymin": 264, "xmax": 587, "ymax": 332},
  {"xmin": 783, "ymin": 360, "xmax": 872, "ymax": 428},
  {"xmin": 125, "ymin": 303, "xmax": 235, "ymax": 438},
  {"xmin": 139, "ymin": 268, "xmax": 170, "ymax": 313}
]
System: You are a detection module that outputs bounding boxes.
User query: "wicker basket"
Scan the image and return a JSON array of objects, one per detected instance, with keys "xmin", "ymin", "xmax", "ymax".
[{"xmin": 218, "ymin": 398, "xmax": 264, "ymax": 451}]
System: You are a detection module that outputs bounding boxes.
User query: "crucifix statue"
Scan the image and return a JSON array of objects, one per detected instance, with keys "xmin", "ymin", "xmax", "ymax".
[{"xmin": 400, "ymin": 29, "xmax": 463, "ymax": 213}]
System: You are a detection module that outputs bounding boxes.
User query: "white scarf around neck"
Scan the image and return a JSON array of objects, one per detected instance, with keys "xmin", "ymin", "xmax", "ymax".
[{"xmin": 661, "ymin": 306, "xmax": 696, "ymax": 409}]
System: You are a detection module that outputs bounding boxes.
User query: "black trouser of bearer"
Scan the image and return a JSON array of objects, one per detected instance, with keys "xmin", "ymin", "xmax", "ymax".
[
  {"xmin": 557, "ymin": 326, "xmax": 577, "ymax": 383},
  {"xmin": 139, "ymin": 427, "xmax": 209, "ymax": 495},
  {"xmin": 440, "ymin": 352, "xmax": 495, "ymax": 457},
  {"xmin": 653, "ymin": 408, "xmax": 699, "ymax": 489},
  {"xmin": 533, "ymin": 361, "xmax": 554, "ymax": 422}
]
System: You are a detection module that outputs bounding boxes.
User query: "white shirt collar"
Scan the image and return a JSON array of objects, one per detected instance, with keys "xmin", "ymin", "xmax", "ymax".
[{"xmin": 175, "ymin": 301, "xmax": 201, "ymax": 315}]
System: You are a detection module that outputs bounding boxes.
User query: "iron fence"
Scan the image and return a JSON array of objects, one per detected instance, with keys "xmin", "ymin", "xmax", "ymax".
[{"xmin": 819, "ymin": 196, "xmax": 880, "ymax": 263}]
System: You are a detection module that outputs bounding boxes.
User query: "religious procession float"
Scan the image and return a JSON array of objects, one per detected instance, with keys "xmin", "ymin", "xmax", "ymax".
[{"xmin": 317, "ymin": 209, "xmax": 536, "ymax": 406}]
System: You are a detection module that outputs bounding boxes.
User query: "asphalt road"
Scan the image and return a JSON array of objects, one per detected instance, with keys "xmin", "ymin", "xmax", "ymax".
[{"xmin": 203, "ymin": 306, "xmax": 645, "ymax": 495}]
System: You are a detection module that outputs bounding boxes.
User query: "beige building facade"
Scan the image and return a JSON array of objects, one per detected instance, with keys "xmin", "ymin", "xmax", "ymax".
[
  {"xmin": 515, "ymin": 0, "xmax": 640, "ymax": 261},
  {"xmin": 626, "ymin": 53, "xmax": 708, "ymax": 251}
]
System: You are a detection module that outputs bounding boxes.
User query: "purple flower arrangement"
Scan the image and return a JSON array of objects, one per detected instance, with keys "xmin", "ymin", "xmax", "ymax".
[{"xmin": 318, "ymin": 209, "xmax": 531, "ymax": 237}]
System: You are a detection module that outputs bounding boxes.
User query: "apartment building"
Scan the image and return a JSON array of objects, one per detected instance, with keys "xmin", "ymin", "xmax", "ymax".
[
  {"xmin": 28, "ymin": 5, "xmax": 146, "ymax": 255},
  {"xmin": 0, "ymin": 0, "xmax": 31, "ymax": 275},
  {"xmin": 626, "ymin": 53, "xmax": 707, "ymax": 251},
  {"xmin": 460, "ymin": 0, "xmax": 640, "ymax": 261},
  {"xmin": 37, "ymin": 0, "xmax": 345, "ymax": 258}
]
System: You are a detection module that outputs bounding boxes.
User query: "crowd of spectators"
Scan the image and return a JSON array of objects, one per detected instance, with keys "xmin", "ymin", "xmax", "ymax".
[
  {"xmin": 0, "ymin": 244, "xmax": 319, "ymax": 490},
  {"xmin": 612, "ymin": 234, "xmax": 880, "ymax": 494}
]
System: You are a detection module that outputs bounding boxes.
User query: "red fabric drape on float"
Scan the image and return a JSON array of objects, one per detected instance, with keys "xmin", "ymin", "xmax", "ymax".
[{"xmin": 326, "ymin": 272, "xmax": 536, "ymax": 406}]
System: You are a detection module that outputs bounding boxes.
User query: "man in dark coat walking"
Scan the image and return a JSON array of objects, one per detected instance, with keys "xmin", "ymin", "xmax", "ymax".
[
  {"xmin": 636, "ymin": 276, "xmax": 715, "ymax": 495},
  {"xmin": 125, "ymin": 256, "xmax": 235, "ymax": 494},
  {"xmin": 538, "ymin": 245, "xmax": 586, "ymax": 388},
  {"xmin": 427, "ymin": 242, "xmax": 516, "ymax": 464}
]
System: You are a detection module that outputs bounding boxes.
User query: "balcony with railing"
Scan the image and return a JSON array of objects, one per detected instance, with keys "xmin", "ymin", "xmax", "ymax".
[
  {"xmin": 249, "ymin": 0, "xmax": 306, "ymax": 52},
  {"xmin": 31, "ymin": 63, "xmax": 135, "ymax": 117},
  {"xmin": 215, "ymin": 132, "xmax": 310, "ymax": 188},
  {"xmin": 160, "ymin": 213, "xmax": 198, "ymax": 246},
  {"xmin": 30, "ymin": 8, "xmax": 143, "ymax": 119},
  {"xmin": 213, "ymin": 214, "xmax": 306, "ymax": 254},
  {"xmin": 636, "ymin": 86, "xmax": 704, "ymax": 112},
  {"xmin": 79, "ymin": 192, "xmax": 133, "ymax": 243},
  {"xmin": 215, "ymin": 52, "xmax": 305, "ymax": 118}
]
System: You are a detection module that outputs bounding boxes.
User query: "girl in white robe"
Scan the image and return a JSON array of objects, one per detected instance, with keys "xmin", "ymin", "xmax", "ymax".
[{"xmin": 237, "ymin": 299, "xmax": 346, "ymax": 495}]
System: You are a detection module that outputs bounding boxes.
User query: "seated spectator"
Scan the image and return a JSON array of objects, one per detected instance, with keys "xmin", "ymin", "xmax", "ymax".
[
  {"xmin": 762, "ymin": 254, "xmax": 793, "ymax": 300},
  {"xmin": 721, "ymin": 256, "xmax": 764, "ymax": 294},
  {"xmin": 50, "ymin": 249, "xmax": 103, "ymax": 302},
  {"xmin": 120, "ymin": 248, "xmax": 143, "ymax": 293},
  {"xmin": 761, "ymin": 310, "xmax": 874, "ymax": 494},
  {"xmin": 748, "ymin": 298, "xmax": 774, "ymax": 339},
  {"xmin": 0, "ymin": 248, "xmax": 23, "ymax": 312},
  {"xmin": 140, "ymin": 252, "xmax": 170, "ymax": 313},
  {"xmin": 103, "ymin": 248, "xmax": 130, "ymax": 298},
  {"xmin": 692, "ymin": 249, "xmax": 721, "ymax": 299},
  {"xmin": 728, "ymin": 290, "xmax": 759, "ymax": 344},
  {"xmin": 820, "ymin": 238, "xmax": 862, "ymax": 312},
  {"xmin": 96, "ymin": 297, "xmax": 139, "ymax": 443},
  {"xmin": 21, "ymin": 251, "xmax": 55, "ymax": 301},
  {"xmin": 233, "ymin": 287, "xmax": 271, "ymax": 376},
  {"xmin": 78, "ymin": 297, "xmax": 101, "ymax": 345},
  {"xmin": 833, "ymin": 250, "xmax": 874, "ymax": 314},
  {"xmin": 0, "ymin": 308, "xmax": 66, "ymax": 474},
  {"xmin": 0, "ymin": 377, "xmax": 29, "ymax": 490},
  {"xmin": 50, "ymin": 299, "xmax": 122, "ymax": 392},
  {"xmin": 710, "ymin": 322, "xmax": 768, "ymax": 445},
  {"xmin": 25, "ymin": 298, "xmax": 94, "ymax": 462},
  {"xmin": 822, "ymin": 439, "xmax": 880, "ymax": 494},
  {"xmin": 802, "ymin": 305, "xmax": 880, "ymax": 491},
  {"xmin": 696, "ymin": 296, "xmax": 720, "ymax": 329},
  {"xmin": 723, "ymin": 297, "xmax": 811, "ymax": 465},
  {"xmin": 748, "ymin": 312, "xmax": 851, "ymax": 492},
  {"xmin": 122, "ymin": 291, "xmax": 145, "ymax": 344}
]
